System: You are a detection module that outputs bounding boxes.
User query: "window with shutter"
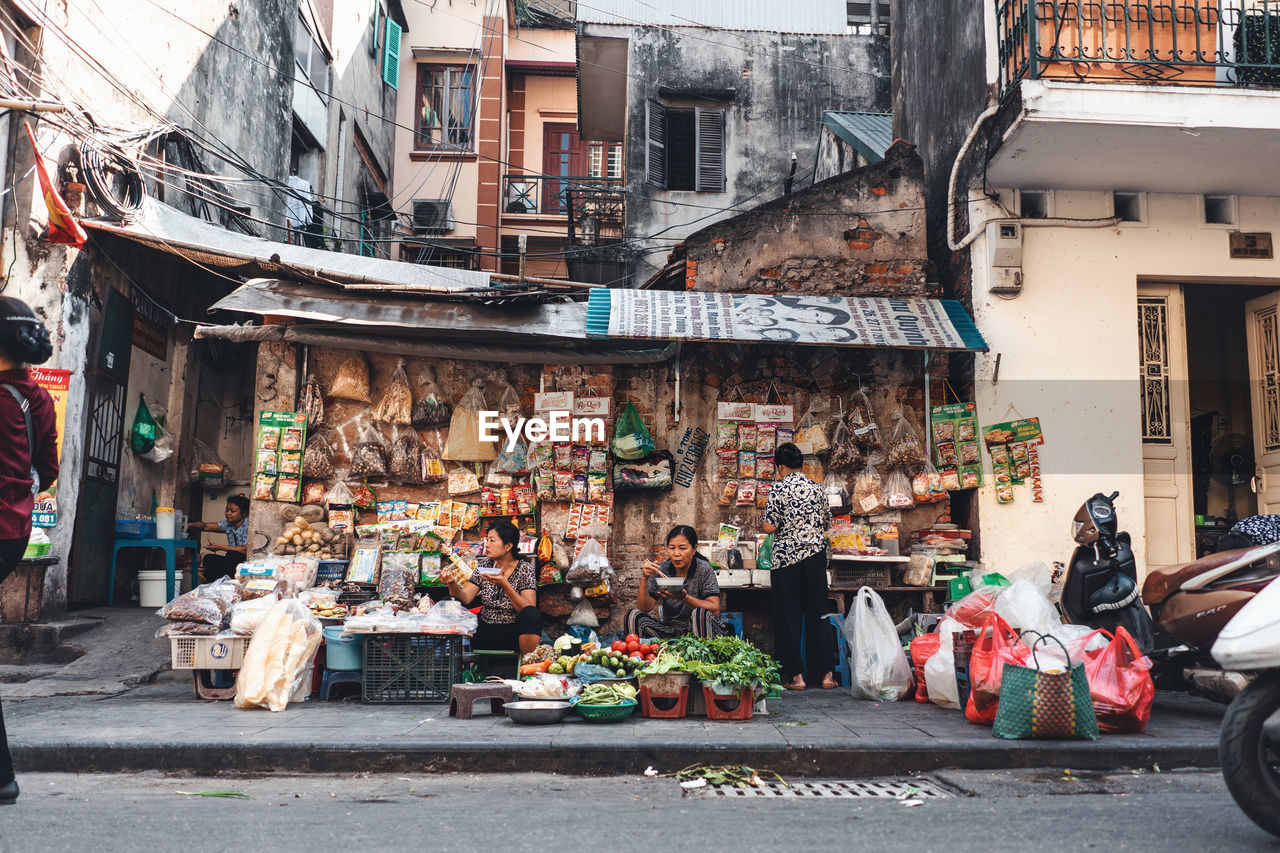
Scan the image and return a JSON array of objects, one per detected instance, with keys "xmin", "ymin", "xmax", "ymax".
[
  {"xmin": 382, "ymin": 18, "xmax": 401, "ymax": 88},
  {"xmin": 695, "ymin": 108, "xmax": 725, "ymax": 193},
  {"xmin": 646, "ymin": 99, "xmax": 666, "ymax": 189}
]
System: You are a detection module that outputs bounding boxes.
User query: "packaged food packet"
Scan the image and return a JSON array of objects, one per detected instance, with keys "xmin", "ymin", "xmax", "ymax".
[
  {"xmin": 852, "ymin": 459, "xmax": 887, "ymax": 515},
  {"xmin": 300, "ymin": 432, "xmax": 335, "ymax": 479},
  {"xmin": 444, "ymin": 381, "xmax": 498, "ymax": 462},
  {"xmin": 371, "ymin": 358, "xmax": 414, "ymax": 425},
  {"xmin": 389, "ymin": 426, "xmax": 423, "ymax": 483},
  {"xmin": 421, "ymin": 443, "xmax": 446, "ymax": 483},
  {"xmin": 886, "ymin": 406, "xmax": 926, "ymax": 468},
  {"xmin": 331, "ymin": 353, "xmax": 371, "ymax": 402},
  {"xmin": 350, "ymin": 418, "xmax": 389, "ymax": 478},
  {"xmin": 299, "ymin": 374, "xmax": 324, "ymax": 429}
]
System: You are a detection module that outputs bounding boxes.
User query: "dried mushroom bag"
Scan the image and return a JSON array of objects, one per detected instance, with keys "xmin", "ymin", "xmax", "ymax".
[
  {"xmin": 372, "ymin": 358, "xmax": 414, "ymax": 425},
  {"xmin": 389, "ymin": 426, "xmax": 423, "ymax": 482},
  {"xmin": 444, "ymin": 381, "xmax": 498, "ymax": 461},
  {"xmin": 300, "ymin": 374, "xmax": 324, "ymax": 429},
  {"xmin": 828, "ymin": 418, "xmax": 862, "ymax": 471},
  {"xmin": 887, "ymin": 408, "xmax": 926, "ymax": 469},
  {"xmin": 411, "ymin": 367, "xmax": 452, "ymax": 427},
  {"xmin": 379, "ymin": 552, "xmax": 419, "ymax": 601},
  {"xmin": 330, "ymin": 353, "xmax": 371, "ymax": 402},
  {"xmin": 852, "ymin": 458, "xmax": 887, "ymax": 516},
  {"xmin": 301, "ymin": 432, "xmax": 335, "ymax": 479},
  {"xmin": 349, "ymin": 418, "xmax": 389, "ymax": 478}
]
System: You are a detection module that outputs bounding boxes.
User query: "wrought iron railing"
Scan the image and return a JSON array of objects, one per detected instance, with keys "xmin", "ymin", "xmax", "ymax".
[
  {"xmin": 502, "ymin": 174, "xmax": 623, "ymax": 217},
  {"xmin": 997, "ymin": 0, "xmax": 1280, "ymax": 96},
  {"xmin": 566, "ymin": 181, "xmax": 626, "ymax": 248}
]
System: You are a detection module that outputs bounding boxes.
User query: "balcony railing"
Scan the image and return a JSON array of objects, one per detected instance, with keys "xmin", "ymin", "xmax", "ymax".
[
  {"xmin": 502, "ymin": 174, "xmax": 623, "ymax": 217},
  {"xmin": 566, "ymin": 181, "xmax": 626, "ymax": 249},
  {"xmin": 998, "ymin": 0, "xmax": 1280, "ymax": 97}
]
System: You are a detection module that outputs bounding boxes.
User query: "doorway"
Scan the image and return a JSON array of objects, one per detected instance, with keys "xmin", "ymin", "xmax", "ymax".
[{"xmin": 542, "ymin": 123, "xmax": 585, "ymax": 215}]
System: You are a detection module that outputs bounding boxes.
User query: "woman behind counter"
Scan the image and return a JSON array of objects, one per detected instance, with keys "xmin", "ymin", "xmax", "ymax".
[
  {"xmin": 624, "ymin": 525, "xmax": 730, "ymax": 639},
  {"xmin": 440, "ymin": 520, "xmax": 542, "ymax": 654}
]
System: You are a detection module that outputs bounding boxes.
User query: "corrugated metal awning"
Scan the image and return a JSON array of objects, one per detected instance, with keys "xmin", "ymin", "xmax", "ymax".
[
  {"xmin": 822, "ymin": 111, "xmax": 893, "ymax": 164},
  {"xmin": 585, "ymin": 290, "xmax": 988, "ymax": 352}
]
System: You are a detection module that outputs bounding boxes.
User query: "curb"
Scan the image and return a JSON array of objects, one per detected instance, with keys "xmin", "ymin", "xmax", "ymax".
[{"xmin": 12, "ymin": 739, "xmax": 1220, "ymax": 777}]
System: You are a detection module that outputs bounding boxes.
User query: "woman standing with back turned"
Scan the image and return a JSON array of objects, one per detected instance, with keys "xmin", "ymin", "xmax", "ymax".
[{"xmin": 0, "ymin": 297, "xmax": 59, "ymax": 806}]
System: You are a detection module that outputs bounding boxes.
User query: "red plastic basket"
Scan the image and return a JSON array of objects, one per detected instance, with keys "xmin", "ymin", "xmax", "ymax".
[
  {"xmin": 639, "ymin": 684, "xmax": 689, "ymax": 719},
  {"xmin": 701, "ymin": 685, "xmax": 754, "ymax": 721}
]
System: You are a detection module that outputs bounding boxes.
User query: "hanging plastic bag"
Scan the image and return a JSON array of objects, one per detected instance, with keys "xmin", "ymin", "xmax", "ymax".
[
  {"xmin": 567, "ymin": 598, "xmax": 600, "ymax": 628},
  {"xmin": 822, "ymin": 473, "xmax": 851, "ymax": 515},
  {"xmin": 388, "ymin": 426, "xmax": 423, "ymax": 482},
  {"xmin": 300, "ymin": 374, "xmax": 324, "ymax": 429},
  {"xmin": 887, "ymin": 407, "xmax": 926, "ymax": 469},
  {"xmin": 140, "ymin": 418, "xmax": 174, "ymax": 463},
  {"xmin": 371, "ymin": 358, "xmax": 414, "ymax": 425},
  {"xmin": 851, "ymin": 457, "xmax": 886, "ymax": 516},
  {"xmin": 447, "ymin": 465, "xmax": 480, "ymax": 496},
  {"xmin": 420, "ymin": 443, "xmax": 446, "ymax": 483},
  {"xmin": 301, "ymin": 432, "xmax": 335, "ymax": 479},
  {"xmin": 349, "ymin": 418, "xmax": 389, "ymax": 478},
  {"xmin": 611, "ymin": 401, "xmax": 655, "ymax": 461},
  {"xmin": 330, "ymin": 353, "xmax": 371, "ymax": 402},
  {"xmin": 884, "ymin": 467, "xmax": 915, "ymax": 509},
  {"xmin": 848, "ymin": 387, "xmax": 881, "ymax": 447},
  {"xmin": 963, "ymin": 613, "xmax": 1030, "ymax": 725},
  {"xmin": 131, "ymin": 394, "xmax": 157, "ymax": 454},
  {"xmin": 910, "ymin": 633, "xmax": 941, "ymax": 703},
  {"xmin": 794, "ymin": 408, "xmax": 829, "ymax": 456},
  {"xmin": 1083, "ymin": 626, "xmax": 1155, "ymax": 733},
  {"xmin": 411, "ymin": 366, "xmax": 452, "ymax": 427},
  {"xmin": 444, "ymin": 380, "xmax": 498, "ymax": 461},
  {"xmin": 827, "ymin": 417, "xmax": 862, "ymax": 472},
  {"xmin": 844, "ymin": 587, "xmax": 913, "ymax": 701},
  {"xmin": 497, "ymin": 381, "xmax": 522, "ymax": 422},
  {"xmin": 757, "ymin": 533, "xmax": 774, "ymax": 572},
  {"xmin": 565, "ymin": 537, "xmax": 610, "ymax": 583},
  {"xmin": 493, "ymin": 440, "xmax": 529, "ymax": 475},
  {"xmin": 190, "ymin": 439, "xmax": 232, "ymax": 489},
  {"xmin": 326, "ymin": 478, "xmax": 354, "ymax": 511}
]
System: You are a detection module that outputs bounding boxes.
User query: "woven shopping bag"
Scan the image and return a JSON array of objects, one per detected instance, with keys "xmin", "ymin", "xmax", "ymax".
[{"xmin": 992, "ymin": 634, "xmax": 1099, "ymax": 741}]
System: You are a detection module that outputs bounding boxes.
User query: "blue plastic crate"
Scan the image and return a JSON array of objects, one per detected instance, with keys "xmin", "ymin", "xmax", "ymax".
[
  {"xmin": 115, "ymin": 519, "xmax": 157, "ymax": 539},
  {"xmin": 316, "ymin": 560, "xmax": 349, "ymax": 585}
]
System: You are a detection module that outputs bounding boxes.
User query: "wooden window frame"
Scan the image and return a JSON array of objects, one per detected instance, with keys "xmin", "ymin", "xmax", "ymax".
[{"xmin": 414, "ymin": 63, "xmax": 476, "ymax": 152}]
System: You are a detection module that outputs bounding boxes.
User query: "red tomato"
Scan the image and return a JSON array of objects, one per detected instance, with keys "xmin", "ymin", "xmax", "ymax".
[
  {"xmin": 629, "ymin": 651, "xmax": 642, "ymax": 659},
  {"xmin": 644, "ymin": 653, "xmax": 655, "ymax": 661},
  {"xmin": 624, "ymin": 633, "xmax": 639, "ymax": 644},
  {"xmin": 626, "ymin": 641, "xmax": 641, "ymax": 653},
  {"xmin": 611, "ymin": 641, "xmax": 626, "ymax": 653}
]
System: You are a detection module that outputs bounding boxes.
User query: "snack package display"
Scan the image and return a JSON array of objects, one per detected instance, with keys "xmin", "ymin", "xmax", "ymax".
[
  {"xmin": 330, "ymin": 353, "xmax": 371, "ymax": 402},
  {"xmin": 528, "ymin": 442, "xmax": 554, "ymax": 470},
  {"xmin": 350, "ymin": 418, "xmax": 389, "ymax": 478},
  {"xmin": 254, "ymin": 475, "xmax": 277, "ymax": 501},
  {"xmin": 444, "ymin": 381, "xmax": 499, "ymax": 461},
  {"xmin": 571, "ymin": 445, "xmax": 590, "ymax": 473},
  {"xmin": 588, "ymin": 447, "xmax": 609, "ymax": 473},
  {"xmin": 371, "ymin": 359, "xmax": 414, "ymax": 425},
  {"xmin": 824, "ymin": 473, "xmax": 852, "ymax": 515}
]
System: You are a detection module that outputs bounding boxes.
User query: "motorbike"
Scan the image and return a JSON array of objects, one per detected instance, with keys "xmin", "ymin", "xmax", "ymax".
[
  {"xmin": 1211, "ymin": 577, "xmax": 1280, "ymax": 839},
  {"xmin": 1062, "ymin": 491, "xmax": 1280, "ymax": 701}
]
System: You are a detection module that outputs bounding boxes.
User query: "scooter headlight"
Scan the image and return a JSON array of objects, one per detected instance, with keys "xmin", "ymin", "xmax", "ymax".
[{"xmin": 1071, "ymin": 520, "xmax": 1084, "ymax": 539}]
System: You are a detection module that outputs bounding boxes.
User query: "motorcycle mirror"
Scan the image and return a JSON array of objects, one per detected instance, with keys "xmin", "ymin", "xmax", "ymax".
[{"xmin": 1108, "ymin": 491, "xmax": 1120, "ymax": 501}]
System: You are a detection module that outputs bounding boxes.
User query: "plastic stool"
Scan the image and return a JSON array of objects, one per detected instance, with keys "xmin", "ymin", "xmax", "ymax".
[
  {"xmin": 823, "ymin": 613, "xmax": 851, "ymax": 688},
  {"xmin": 192, "ymin": 670, "xmax": 237, "ymax": 701},
  {"xmin": 319, "ymin": 668, "xmax": 362, "ymax": 701},
  {"xmin": 720, "ymin": 611, "xmax": 744, "ymax": 637},
  {"xmin": 448, "ymin": 683, "xmax": 514, "ymax": 719}
]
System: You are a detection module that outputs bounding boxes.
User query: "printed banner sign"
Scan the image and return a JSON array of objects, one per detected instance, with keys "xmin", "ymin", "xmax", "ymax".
[
  {"xmin": 604, "ymin": 292, "xmax": 970, "ymax": 350},
  {"xmin": 753, "ymin": 404, "xmax": 795, "ymax": 423},
  {"xmin": 534, "ymin": 391, "xmax": 574, "ymax": 412},
  {"xmin": 716, "ymin": 402, "xmax": 754, "ymax": 421},
  {"xmin": 28, "ymin": 366, "xmax": 68, "ymax": 475},
  {"xmin": 573, "ymin": 396, "xmax": 611, "ymax": 418}
]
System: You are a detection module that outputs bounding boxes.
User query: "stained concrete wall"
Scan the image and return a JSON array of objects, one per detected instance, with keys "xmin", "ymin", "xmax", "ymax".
[{"xmin": 579, "ymin": 22, "xmax": 889, "ymax": 286}]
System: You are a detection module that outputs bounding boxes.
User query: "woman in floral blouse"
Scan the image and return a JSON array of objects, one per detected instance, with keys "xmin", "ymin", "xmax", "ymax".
[{"xmin": 762, "ymin": 442, "xmax": 835, "ymax": 690}]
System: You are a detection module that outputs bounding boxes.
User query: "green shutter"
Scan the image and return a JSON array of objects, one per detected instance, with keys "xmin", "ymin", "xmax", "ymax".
[
  {"xmin": 382, "ymin": 18, "xmax": 401, "ymax": 88},
  {"xmin": 359, "ymin": 210, "xmax": 374, "ymax": 257}
]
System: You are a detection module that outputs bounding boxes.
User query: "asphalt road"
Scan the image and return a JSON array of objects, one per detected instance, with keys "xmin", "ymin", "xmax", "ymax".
[{"xmin": 0, "ymin": 768, "xmax": 1273, "ymax": 852}]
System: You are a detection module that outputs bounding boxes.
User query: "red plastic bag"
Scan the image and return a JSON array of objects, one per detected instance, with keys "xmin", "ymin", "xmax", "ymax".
[
  {"xmin": 947, "ymin": 588, "xmax": 1000, "ymax": 629},
  {"xmin": 1083, "ymin": 626, "xmax": 1155, "ymax": 733},
  {"xmin": 910, "ymin": 634, "xmax": 942, "ymax": 703},
  {"xmin": 964, "ymin": 614, "xmax": 1029, "ymax": 725}
]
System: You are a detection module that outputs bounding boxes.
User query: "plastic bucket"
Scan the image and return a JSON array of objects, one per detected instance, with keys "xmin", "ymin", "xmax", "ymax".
[
  {"xmin": 323, "ymin": 626, "xmax": 364, "ymax": 671},
  {"xmin": 155, "ymin": 508, "xmax": 176, "ymax": 539},
  {"xmin": 139, "ymin": 570, "xmax": 180, "ymax": 608}
]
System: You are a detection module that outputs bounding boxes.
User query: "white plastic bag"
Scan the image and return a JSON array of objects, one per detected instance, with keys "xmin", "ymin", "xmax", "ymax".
[
  {"xmin": 234, "ymin": 598, "xmax": 323, "ymax": 712},
  {"xmin": 565, "ymin": 537, "xmax": 610, "ymax": 583},
  {"xmin": 844, "ymin": 587, "xmax": 913, "ymax": 701},
  {"xmin": 924, "ymin": 617, "xmax": 962, "ymax": 709},
  {"xmin": 1006, "ymin": 561, "xmax": 1055, "ymax": 598},
  {"xmin": 422, "ymin": 599, "xmax": 479, "ymax": 634},
  {"xmin": 567, "ymin": 598, "xmax": 599, "ymax": 628},
  {"xmin": 994, "ymin": 580, "xmax": 1061, "ymax": 636}
]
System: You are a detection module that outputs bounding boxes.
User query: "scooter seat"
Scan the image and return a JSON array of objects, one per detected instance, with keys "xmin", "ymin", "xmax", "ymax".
[{"xmin": 1142, "ymin": 546, "xmax": 1267, "ymax": 605}]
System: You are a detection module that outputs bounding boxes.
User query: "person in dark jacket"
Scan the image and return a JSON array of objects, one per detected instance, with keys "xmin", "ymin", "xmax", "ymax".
[{"xmin": 0, "ymin": 296, "xmax": 59, "ymax": 806}]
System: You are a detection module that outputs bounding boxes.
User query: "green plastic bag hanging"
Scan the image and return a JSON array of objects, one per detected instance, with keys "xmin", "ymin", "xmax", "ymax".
[
  {"xmin": 758, "ymin": 533, "xmax": 774, "ymax": 572},
  {"xmin": 611, "ymin": 401, "xmax": 655, "ymax": 461},
  {"xmin": 131, "ymin": 394, "xmax": 157, "ymax": 454}
]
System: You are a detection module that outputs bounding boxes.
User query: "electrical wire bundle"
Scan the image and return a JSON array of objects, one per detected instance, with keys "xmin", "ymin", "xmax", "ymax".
[{"xmin": 77, "ymin": 138, "xmax": 144, "ymax": 221}]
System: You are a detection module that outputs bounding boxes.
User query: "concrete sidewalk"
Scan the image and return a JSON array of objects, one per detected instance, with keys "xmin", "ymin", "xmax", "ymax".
[{"xmin": 5, "ymin": 679, "xmax": 1224, "ymax": 777}]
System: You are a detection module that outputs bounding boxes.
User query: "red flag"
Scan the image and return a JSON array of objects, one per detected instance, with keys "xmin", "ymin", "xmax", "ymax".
[{"xmin": 25, "ymin": 123, "xmax": 87, "ymax": 248}]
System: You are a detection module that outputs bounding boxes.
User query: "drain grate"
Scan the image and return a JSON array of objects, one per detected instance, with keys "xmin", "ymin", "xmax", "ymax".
[{"xmin": 708, "ymin": 780, "xmax": 951, "ymax": 799}]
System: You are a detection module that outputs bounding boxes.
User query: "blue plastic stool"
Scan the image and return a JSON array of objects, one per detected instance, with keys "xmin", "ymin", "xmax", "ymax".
[
  {"xmin": 319, "ymin": 668, "xmax": 362, "ymax": 701},
  {"xmin": 720, "ymin": 611, "xmax": 744, "ymax": 637}
]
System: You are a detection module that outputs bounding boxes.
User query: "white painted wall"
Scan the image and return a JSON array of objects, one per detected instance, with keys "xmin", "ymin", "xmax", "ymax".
[{"xmin": 967, "ymin": 189, "xmax": 1280, "ymax": 576}]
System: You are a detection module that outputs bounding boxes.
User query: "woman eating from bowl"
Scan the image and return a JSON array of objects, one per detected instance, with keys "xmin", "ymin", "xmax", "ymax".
[
  {"xmin": 624, "ymin": 525, "xmax": 729, "ymax": 639},
  {"xmin": 440, "ymin": 520, "xmax": 542, "ymax": 654}
]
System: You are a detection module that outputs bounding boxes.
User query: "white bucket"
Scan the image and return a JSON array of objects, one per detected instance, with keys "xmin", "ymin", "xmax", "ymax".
[
  {"xmin": 155, "ymin": 508, "xmax": 176, "ymax": 539},
  {"xmin": 139, "ymin": 570, "xmax": 180, "ymax": 607}
]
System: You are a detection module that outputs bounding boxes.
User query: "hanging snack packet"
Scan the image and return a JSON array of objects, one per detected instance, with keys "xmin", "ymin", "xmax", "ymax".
[
  {"xmin": 528, "ymin": 442, "xmax": 554, "ymax": 470},
  {"xmin": 420, "ymin": 444, "xmax": 446, "ymax": 482},
  {"xmin": 534, "ymin": 470, "xmax": 555, "ymax": 501},
  {"xmin": 884, "ymin": 468, "xmax": 915, "ymax": 509},
  {"xmin": 795, "ymin": 409, "xmax": 829, "ymax": 455},
  {"xmin": 571, "ymin": 446, "xmax": 591, "ymax": 473},
  {"xmin": 281, "ymin": 426, "xmax": 304, "ymax": 452},
  {"xmin": 737, "ymin": 424, "xmax": 757, "ymax": 452},
  {"xmin": 719, "ymin": 480, "xmax": 739, "ymax": 507},
  {"xmin": 757, "ymin": 424, "xmax": 777, "ymax": 455},
  {"xmin": 279, "ymin": 451, "xmax": 301, "ymax": 475},
  {"xmin": 588, "ymin": 447, "xmax": 609, "ymax": 473},
  {"xmin": 912, "ymin": 470, "xmax": 932, "ymax": 502},
  {"xmin": 756, "ymin": 482, "xmax": 772, "ymax": 509},
  {"xmin": 756, "ymin": 454, "xmax": 775, "ymax": 481},
  {"xmin": 778, "ymin": 427, "xmax": 794, "ymax": 445},
  {"xmin": 571, "ymin": 473, "xmax": 589, "ymax": 503},
  {"xmin": 303, "ymin": 482, "xmax": 326, "ymax": 506},
  {"xmin": 447, "ymin": 465, "xmax": 481, "ymax": 496},
  {"xmin": 554, "ymin": 470, "xmax": 575, "ymax": 501},
  {"xmin": 350, "ymin": 418, "xmax": 389, "ymax": 478},
  {"xmin": 716, "ymin": 449, "xmax": 738, "ymax": 480},
  {"xmin": 736, "ymin": 482, "xmax": 756, "ymax": 506},
  {"xmin": 259, "ymin": 426, "xmax": 280, "ymax": 452},
  {"xmin": 330, "ymin": 353, "xmax": 371, "ymax": 402},
  {"xmin": 801, "ymin": 454, "xmax": 824, "ymax": 484},
  {"xmin": 587, "ymin": 473, "xmax": 608, "ymax": 502},
  {"xmin": 940, "ymin": 467, "xmax": 961, "ymax": 491},
  {"xmin": 256, "ymin": 451, "xmax": 278, "ymax": 476},
  {"xmin": 300, "ymin": 374, "xmax": 324, "ymax": 429},
  {"xmin": 717, "ymin": 421, "xmax": 738, "ymax": 450},
  {"xmin": 254, "ymin": 475, "xmax": 277, "ymax": 501},
  {"xmin": 738, "ymin": 450, "xmax": 756, "ymax": 479},
  {"xmin": 275, "ymin": 475, "xmax": 301, "ymax": 503},
  {"xmin": 852, "ymin": 460, "xmax": 887, "ymax": 516},
  {"xmin": 554, "ymin": 443, "xmax": 573, "ymax": 469},
  {"xmin": 372, "ymin": 358, "xmax": 414, "ymax": 425},
  {"xmin": 352, "ymin": 480, "xmax": 376, "ymax": 509}
]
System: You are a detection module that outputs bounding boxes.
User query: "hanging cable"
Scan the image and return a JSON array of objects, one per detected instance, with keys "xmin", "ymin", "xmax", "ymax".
[{"xmin": 78, "ymin": 139, "xmax": 146, "ymax": 220}]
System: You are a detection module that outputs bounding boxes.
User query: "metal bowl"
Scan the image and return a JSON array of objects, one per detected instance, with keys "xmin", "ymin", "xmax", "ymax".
[
  {"xmin": 654, "ymin": 577, "xmax": 686, "ymax": 589},
  {"xmin": 504, "ymin": 700, "xmax": 573, "ymax": 725}
]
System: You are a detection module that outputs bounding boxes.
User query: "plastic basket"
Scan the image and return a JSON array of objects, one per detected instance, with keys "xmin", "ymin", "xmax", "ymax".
[
  {"xmin": 831, "ymin": 564, "xmax": 891, "ymax": 588},
  {"xmin": 115, "ymin": 519, "xmax": 157, "ymax": 540},
  {"xmin": 361, "ymin": 634, "xmax": 462, "ymax": 703},
  {"xmin": 702, "ymin": 685, "xmax": 754, "ymax": 721},
  {"xmin": 22, "ymin": 542, "xmax": 50, "ymax": 559},
  {"xmin": 170, "ymin": 636, "xmax": 249, "ymax": 670},
  {"xmin": 574, "ymin": 699, "xmax": 638, "ymax": 722},
  {"xmin": 639, "ymin": 685, "xmax": 689, "ymax": 719},
  {"xmin": 316, "ymin": 560, "xmax": 349, "ymax": 585},
  {"xmin": 337, "ymin": 586, "xmax": 378, "ymax": 607}
]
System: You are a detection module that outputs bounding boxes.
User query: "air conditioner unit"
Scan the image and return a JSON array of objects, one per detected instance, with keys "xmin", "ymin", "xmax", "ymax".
[
  {"xmin": 506, "ymin": 181, "xmax": 537, "ymax": 214},
  {"xmin": 986, "ymin": 221, "xmax": 1023, "ymax": 295},
  {"xmin": 412, "ymin": 199, "xmax": 453, "ymax": 234}
]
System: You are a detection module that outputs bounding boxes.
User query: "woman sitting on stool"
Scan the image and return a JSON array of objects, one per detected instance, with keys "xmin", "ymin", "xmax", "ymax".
[
  {"xmin": 441, "ymin": 520, "xmax": 542, "ymax": 654},
  {"xmin": 624, "ymin": 525, "xmax": 729, "ymax": 639}
]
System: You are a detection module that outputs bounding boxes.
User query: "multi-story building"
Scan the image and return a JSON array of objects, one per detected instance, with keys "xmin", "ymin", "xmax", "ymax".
[
  {"xmin": 390, "ymin": 0, "xmax": 604, "ymax": 279},
  {"xmin": 895, "ymin": 1, "xmax": 1280, "ymax": 574},
  {"xmin": 574, "ymin": 0, "xmax": 892, "ymax": 286}
]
